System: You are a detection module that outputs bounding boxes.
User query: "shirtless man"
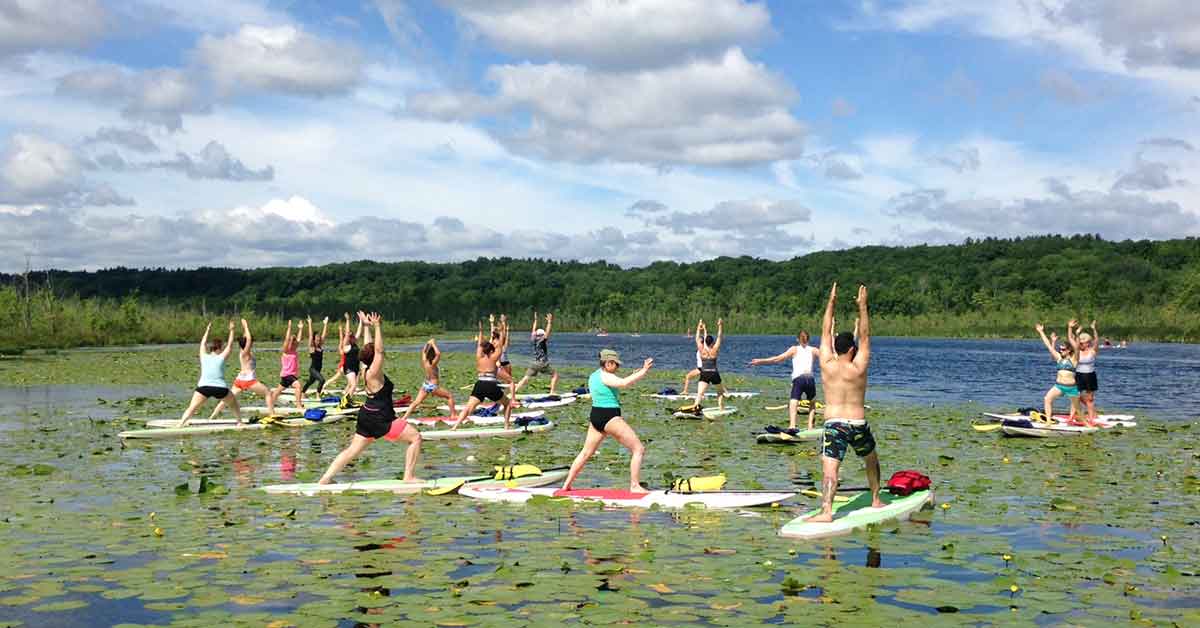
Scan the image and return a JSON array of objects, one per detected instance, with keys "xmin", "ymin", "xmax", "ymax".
[
  {"xmin": 806, "ymin": 283, "xmax": 880, "ymax": 523},
  {"xmin": 453, "ymin": 320, "xmax": 515, "ymax": 429}
]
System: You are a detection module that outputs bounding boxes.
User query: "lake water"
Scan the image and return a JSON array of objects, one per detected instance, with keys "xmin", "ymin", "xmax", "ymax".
[{"xmin": 432, "ymin": 333, "xmax": 1200, "ymax": 421}]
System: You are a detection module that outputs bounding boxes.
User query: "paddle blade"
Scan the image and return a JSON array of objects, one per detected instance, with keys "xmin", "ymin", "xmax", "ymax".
[
  {"xmin": 972, "ymin": 423, "xmax": 1002, "ymax": 432},
  {"xmin": 425, "ymin": 479, "xmax": 469, "ymax": 496},
  {"xmin": 800, "ymin": 489, "xmax": 851, "ymax": 502}
]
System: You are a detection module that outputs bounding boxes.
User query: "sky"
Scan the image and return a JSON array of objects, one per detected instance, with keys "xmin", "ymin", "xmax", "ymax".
[{"xmin": 0, "ymin": 0, "xmax": 1198, "ymax": 271}]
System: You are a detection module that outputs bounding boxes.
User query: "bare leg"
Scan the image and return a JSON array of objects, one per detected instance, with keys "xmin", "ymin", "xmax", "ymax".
[
  {"xmin": 395, "ymin": 424, "xmax": 422, "ymax": 481},
  {"xmin": 512, "ymin": 371, "xmax": 533, "ymax": 396},
  {"xmin": 344, "ymin": 371, "xmax": 359, "ymax": 398},
  {"xmin": 549, "ymin": 370, "xmax": 559, "ymax": 396},
  {"xmin": 179, "ymin": 392, "xmax": 208, "ymax": 427},
  {"xmin": 864, "ymin": 450, "xmax": 883, "ymax": 508},
  {"xmin": 222, "ymin": 392, "xmax": 242, "ymax": 424},
  {"xmin": 399, "ymin": 388, "xmax": 429, "ymax": 421},
  {"xmin": 1043, "ymin": 386, "xmax": 1062, "ymax": 420},
  {"xmin": 207, "ymin": 393, "xmax": 229, "ymax": 420},
  {"xmin": 290, "ymin": 381, "xmax": 305, "ymax": 409},
  {"xmin": 717, "ymin": 383, "xmax": 728, "ymax": 411},
  {"xmin": 693, "ymin": 380, "xmax": 709, "ymax": 409},
  {"xmin": 499, "ymin": 395, "xmax": 513, "ymax": 430},
  {"xmin": 605, "ymin": 418, "xmax": 646, "ymax": 492},
  {"xmin": 253, "ymin": 382, "xmax": 276, "ymax": 416},
  {"xmin": 804, "ymin": 456, "xmax": 841, "ymax": 522},
  {"xmin": 787, "ymin": 399, "xmax": 799, "ymax": 430},
  {"xmin": 452, "ymin": 396, "xmax": 482, "ymax": 429},
  {"xmin": 807, "ymin": 400, "xmax": 817, "ymax": 431},
  {"xmin": 1083, "ymin": 391, "xmax": 1097, "ymax": 423},
  {"xmin": 318, "ymin": 434, "xmax": 371, "ymax": 484},
  {"xmin": 434, "ymin": 387, "xmax": 456, "ymax": 417},
  {"xmin": 562, "ymin": 426, "xmax": 607, "ymax": 490},
  {"xmin": 1069, "ymin": 396, "xmax": 1080, "ymax": 422},
  {"xmin": 681, "ymin": 369, "xmax": 698, "ymax": 395}
]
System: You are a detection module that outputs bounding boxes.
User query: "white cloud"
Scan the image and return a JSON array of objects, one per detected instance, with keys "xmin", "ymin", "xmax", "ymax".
[
  {"xmin": 195, "ymin": 24, "xmax": 365, "ymax": 96},
  {"xmin": 0, "ymin": 0, "xmax": 107, "ymax": 57},
  {"xmin": 56, "ymin": 66, "xmax": 208, "ymax": 130},
  {"xmin": 0, "ymin": 132, "xmax": 132, "ymax": 208},
  {"xmin": 444, "ymin": 0, "xmax": 771, "ymax": 69},
  {"xmin": 630, "ymin": 198, "xmax": 811, "ymax": 237},
  {"xmin": 84, "ymin": 126, "xmax": 160, "ymax": 153},
  {"xmin": 151, "ymin": 140, "xmax": 273, "ymax": 181},
  {"xmin": 409, "ymin": 48, "xmax": 805, "ymax": 167}
]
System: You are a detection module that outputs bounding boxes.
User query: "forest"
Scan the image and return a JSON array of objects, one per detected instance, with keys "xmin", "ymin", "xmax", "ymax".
[{"xmin": 3, "ymin": 234, "xmax": 1199, "ymax": 350}]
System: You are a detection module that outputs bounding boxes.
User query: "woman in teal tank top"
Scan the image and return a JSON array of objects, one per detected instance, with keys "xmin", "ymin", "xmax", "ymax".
[
  {"xmin": 178, "ymin": 321, "xmax": 241, "ymax": 427},
  {"xmin": 561, "ymin": 349, "xmax": 655, "ymax": 493}
]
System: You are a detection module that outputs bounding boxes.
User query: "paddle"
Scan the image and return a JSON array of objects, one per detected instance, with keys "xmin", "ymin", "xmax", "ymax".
[
  {"xmin": 800, "ymin": 489, "xmax": 852, "ymax": 502},
  {"xmin": 425, "ymin": 464, "xmax": 566, "ymax": 496},
  {"xmin": 973, "ymin": 410, "xmax": 1055, "ymax": 432}
]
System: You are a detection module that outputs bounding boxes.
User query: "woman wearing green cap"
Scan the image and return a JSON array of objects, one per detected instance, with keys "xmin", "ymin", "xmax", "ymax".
[{"xmin": 562, "ymin": 349, "xmax": 655, "ymax": 492}]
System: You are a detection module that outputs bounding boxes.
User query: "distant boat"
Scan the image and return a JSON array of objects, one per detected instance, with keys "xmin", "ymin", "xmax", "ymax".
[
  {"xmin": 630, "ymin": 333, "xmax": 642, "ymax": 338},
  {"xmin": 596, "ymin": 332, "xmax": 609, "ymax": 337}
]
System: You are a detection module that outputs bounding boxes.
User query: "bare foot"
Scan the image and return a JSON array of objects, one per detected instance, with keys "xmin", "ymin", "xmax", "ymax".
[
  {"xmin": 176, "ymin": 419, "xmax": 190, "ymax": 428},
  {"xmin": 871, "ymin": 498, "xmax": 885, "ymax": 508},
  {"xmin": 804, "ymin": 512, "xmax": 834, "ymax": 523},
  {"xmin": 629, "ymin": 485, "xmax": 650, "ymax": 494},
  {"xmin": 402, "ymin": 477, "xmax": 424, "ymax": 483},
  {"xmin": 561, "ymin": 483, "xmax": 572, "ymax": 491}
]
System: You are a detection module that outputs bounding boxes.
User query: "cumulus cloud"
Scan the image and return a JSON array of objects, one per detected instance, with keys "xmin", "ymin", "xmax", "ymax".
[
  {"xmin": 632, "ymin": 198, "xmax": 811, "ymax": 236},
  {"xmin": 57, "ymin": 66, "xmax": 208, "ymax": 131},
  {"xmin": 626, "ymin": 199, "xmax": 668, "ymax": 217},
  {"xmin": 195, "ymin": 24, "xmax": 365, "ymax": 96},
  {"xmin": 0, "ymin": 0, "xmax": 107, "ymax": 57},
  {"xmin": 1111, "ymin": 137, "xmax": 1195, "ymax": 191},
  {"xmin": 443, "ymin": 0, "xmax": 770, "ymax": 69},
  {"xmin": 151, "ymin": 140, "xmax": 273, "ymax": 181},
  {"xmin": 84, "ymin": 127, "xmax": 160, "ymax": 153},
  {"xmin": 885, "ymin": 181, "xmax": 1198, "ymax": 241},
  {"xmin": 0, "ymin": 133, "xmax": 133, "ymax": 208},
  {"xmin": 408, "ymin": 48, "xmax": 806, "ymax": 167}
]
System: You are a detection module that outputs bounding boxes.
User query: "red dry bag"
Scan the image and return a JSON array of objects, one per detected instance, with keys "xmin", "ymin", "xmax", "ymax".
[{"xmin": 886, "ymin": 470, "xmax": 931, "ymax": 496}]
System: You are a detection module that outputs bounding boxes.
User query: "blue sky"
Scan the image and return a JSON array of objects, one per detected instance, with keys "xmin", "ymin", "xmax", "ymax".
[{"xmin": 0, "ymin": 0, "xmax": 1197, "ymax": 271}]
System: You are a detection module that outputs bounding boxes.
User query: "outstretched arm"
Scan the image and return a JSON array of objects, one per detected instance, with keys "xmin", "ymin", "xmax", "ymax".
[
  {"xmin": 220, "ymin": 321, "xmax": 235, "ymax": 359},
  {"xmin": 199, "ymin": 322, "xmax": 212, "ymax": 358},
  {"xmin": 750, "ymin": 346, "xmax": 797, "ymax": 365},
  {"xmin": 819, "ymin": 283, "xmax": 836, "ymax": 363},
  {"xmin": 365, "ymin": 313, "xmax": 384, "ymax": 379},
  {"xmin": 1035, "ymin": 324, "xmax": 1060, "ymax": 360},
  {"xmin": 320, "ymin": 316, "xmax": 328, "ymax": 343},
  {"xmin": 852, "ymin": 285, "xmax": 870, "ymax": 367},
  {"xmin": 1091, "ymin": 320, "xmax": 1100, "ymax": 351},
  {"xmin": 1066, "ymin": 319, "xmax": 1080, "ymax": 351},
  {"xmin": 241, "ymin": 318, "xmax": 253, "ymax": 350},
  {"xmin": 476, "ymin": 320, "xmax": 485, "ymax": 357},
  {"xmin": 531, "ymin": 311, "xmax": 539, "ymax": 338},
  {"xmin": 713, "ymin": 318, "xmax": 724, "ymax": 350},
  {"xmin": 354, "ymin": 315, "xmax": 364, "ymax": 342},
  {"xmin": 694, "ymin": 320, "xmax": 705, "ymax": 351},
  {"xmin": 430, "ymin": 338, "xmax": 441, "ymax": 362},
  {"xmin": 544, "ymin": 313, "xmax": 554, "ymax": 340},
  {"xmin": 283, "ymin": 320, "xmax": 293, "ymax": 349},
  {"xmin": 600, "ymin": 358, "xmax": 655, "ymax": 388}
]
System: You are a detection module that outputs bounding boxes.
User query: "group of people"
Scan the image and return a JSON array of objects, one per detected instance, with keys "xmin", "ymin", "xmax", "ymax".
[{"xmin": 1036, "ymin": 319, "xmax": 1104, "ymax": 425}]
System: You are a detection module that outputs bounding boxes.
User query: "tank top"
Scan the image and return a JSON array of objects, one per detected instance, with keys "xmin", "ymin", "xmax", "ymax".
[
  {"xmin": 280, "ymin": 351, "xmax": 299, "ymax": 377},
  {"xmin": 1076, "ymin": 352, "xmax": 1096, "ymax": 374},
  {"xmin": 791, "ymin": 345, "xmax": 814, "ymax": 378},
  {"xmin": 358, "ymin": 375, "xmax": 395, "ymax": 422},
  {"xmin": 344, "ymin": 345, "xmax": 360, "ymax": 372},
  {"xmin": 700, "ymin": 355, "xmax": 718, "ymax": 372},
  {"xmin": 310, "ymin": 347, "xmax": 323, "ymax": 371},
  {"xmin": 589, "ymin": 369, "xmax": 620, "ymax": 408},
  {"xmin": 198, "ymin": 353, "xmax": 226, "ymax": 388}
]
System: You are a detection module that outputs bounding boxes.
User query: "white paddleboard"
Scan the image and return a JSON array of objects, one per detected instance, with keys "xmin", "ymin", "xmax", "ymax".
[
  {"xmin": 779, "ymin": 489, "xmax": 933, "ymax": 540},
  {"xmin": 460, "ymin": 485, "xmax": 795, "ymax": 509},
  {"xmin": 1000, "ymin": 424, "xmax": 1099, "ymax": 437},
  {"xmin": 120, "ymin": 414, "xmax": 349, "ymax": 439},
  {"xmin": 673, "ymin": 406, "xmax": 738, "ymax": 419},
  {"xmin": 650, "ymin": 392, "xmax": 758, "ymax": 400},
  {"xmin": 260, "ymin": 469, "xmax": 568, "ymax": 495},
  {"xmin": 407, "ymin": 410, "xmax": 545, "ymax": 427},
  {"xmin": 756, "ymin": 428, "xmax": 823, "ymax": 444},
  {"xmin": 419, "ymin": 420, "xmax": 555, "ymax": 441}
]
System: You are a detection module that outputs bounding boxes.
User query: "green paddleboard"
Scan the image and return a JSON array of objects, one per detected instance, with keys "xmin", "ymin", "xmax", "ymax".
[{"xmin": 779, "ymin": 489, "xmax": 933, "ymax": 540}]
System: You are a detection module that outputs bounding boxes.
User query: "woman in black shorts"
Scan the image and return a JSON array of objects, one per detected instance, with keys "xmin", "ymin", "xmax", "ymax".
[
  {"xmin": 178, "ymin": 321, "xmax": 240, "ymax": 427},
  {"xmin": 452, "ymin": 320, "xmax": 515, "ymax": 429}
]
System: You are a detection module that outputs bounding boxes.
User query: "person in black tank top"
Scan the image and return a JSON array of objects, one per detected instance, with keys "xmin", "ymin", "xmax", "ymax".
[
  {"xmin": 339, "ymin": 313, "xmax": 365, "ymax": 400},
  {"xmin": 318, "ymin": 312, "xmax": 423, "ymax": 484},
  {"xmin": 302, "ymin": 315, "xmax": 328, "ymax": 396}
]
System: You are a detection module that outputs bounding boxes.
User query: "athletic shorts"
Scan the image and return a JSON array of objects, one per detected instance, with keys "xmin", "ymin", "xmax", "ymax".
[
  {"xmin": 1055, "ymin": 383, "xmax": 1080, "ymax": 398},
  {"xmin": 500, "ymin": 360, "xmax": 511, "ymax": 367},
  {"xmin": 790, "ymin": 376, "xmax": 816, "ymax": 401},
  {"xmin": 196, "ymin": 386, "xmax": 230, "ymax": 399},
  {"xmin": 280, "ymin": 375, "xmax": 298, "ymax": 388},
  {"xmin": 589, "ymin": 407, "xmax": 621, "ymax": 432},
  {"xmin": 234, "ymin": 378, "xmax": 257, "ymax": 390},
  {"xmin": 1075, "ymin": 372, "xmax": 1098, "ymax": 392},
  {"xmin": 526, "ymin": 361, "xmax": 553, "ymax": 377},
  {"xmin": 356, "ymin": 413, "xmax": 395, "ymax": 439},
  {"xmin": 471, "ymin": 379, "xmax": 505, "ymax": 402},
  {"xmin": 381, "ymin": 418, "xmax": 411, "ymax": 442},
  {"xmin": 822, "ymin": 420, "xmax": 876, "ymax": 461},
  {"xmin": 699, "ymin": 370, "xmax": 722, "ymax": 385},
  {"xmin": 422, "ymin": 381, "xmax": 438, "ymax": 393}
]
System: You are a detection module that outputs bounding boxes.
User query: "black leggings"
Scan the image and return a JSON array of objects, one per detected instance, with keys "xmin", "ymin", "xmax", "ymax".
[{"xmin": 302, "ymin": 367, "xmax": 325, "ymax": 394}]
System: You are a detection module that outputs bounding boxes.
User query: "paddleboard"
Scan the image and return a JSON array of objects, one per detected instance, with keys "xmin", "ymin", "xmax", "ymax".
[
  {"xmin": 120, "ymin": 414, "xmax": 349, "ymax": 439},
  {"xmin": 779, "ymin": 489, "xmax": 933, "ymax": 540},
  {"xmin": 419, "ymin": 420, "xmax": 555, "ymax": 441},
  {"xmin": 234, "ymin": 402, "xmax": 339, "ymax": 414},
  {"xmin": 439, "ymin": 396, "xmax": 576, "ymax": 411},
  {"xmin": 407, "ymin": 410, "xmax": 545, "ymax": 427},
  {"xmin": 650, "ymin": 392, "xmax": 758, "ymax": 400},
  {"xmin": 514, "ymin": 392, "xmax": 577, "ymax": 401},
  {"xmin": 1000, "ymin": 424, "xmax": 1099, "ymax": 437},
  {"xmin": 460, "ymin": 485, "xmax": 795, "ymax": 509},
  {"xmin": 756, "ymin": 428, "xmax": 823, "ymax": 444},
  {"xmin": 673, "ymin": 406, "xmax": 738, "ymax": 419},
  {"xmin": 145, "ymin": 409, "xmax": 358, "ymax": 428},
  {"xmin": 1052, "ymin": 414, "xmax": 1137, "ymax": 428},
  {"xmin": 260, "ymin": 469, "xmax": 568, "ymax": 495}
]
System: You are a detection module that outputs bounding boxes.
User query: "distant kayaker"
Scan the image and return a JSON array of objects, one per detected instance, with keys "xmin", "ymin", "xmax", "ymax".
[
  {"xmin": 805, "ymin": 283, "xmax": 881, "ymax": 523},
  {"xmin": 561, "ymin": 349, "xmax": 654, "ymax": 493},
  {"xmin": 513, "ymin": 311, "xmax": 559, "ymax": 396},
  {"xmin": 318, "ymin": 312, "xmax": 422, "ymax": 484},
  {"xmin": 749, "ymin": 331, "xmax": 821, "ymax": 429},
  {"xmin": 1036, "ymin": 321, "xmax": 1081, "ymax": 423},
  {"xmin": 178, "ymin": 320, "xmax": 240, "ymax": 427}
]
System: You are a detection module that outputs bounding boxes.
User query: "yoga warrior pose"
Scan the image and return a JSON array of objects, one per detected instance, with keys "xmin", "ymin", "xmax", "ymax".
[
  {"xmin": 688, "ymin": 319, "xmax": 728, "ymax": 412},
  {"xmin": 269, "ymin": 320, "xmax": 305, "ymax": 411},
  {"xmin": 1071, "ymin": 319, "xmax": 1101, "ymax": 425},
  {"xmin": 490, "ymin": 314, "xmax": 514, "ymax": 383},
  {"xmin": 301, "ymin": 316, "xmax": 329, "ymax": 396},
  {"xmin": 178, "ymin": 321, "xmax": 241, "ymax": 427},
  {"xmin": 453, "ymin": 320, "xmax": 515, "ymax": 429},
  {"xmin": 399, "ymin": 338, "xmax": 457, "ymax": 421},
  {"xmin": 806, "ymin": 283, "xmax": 881, "ymax": 523},
  {"xmin": 562, "ymin": 349, "xmax": 654, "ymax": 492},
  {"xmin": 749, "ymin": 331, "xmax": 821, "ymax": 429},
  {"xmin": 680, "ymin": 349, "xmax": 701, "ymax": 396},
  {"xmin": 210, "ymin": 319, "xmax": 277, "ymax": 419},
  {"xmin": 1036, "ymin": 321, "xmax": 1081, "ymax": 423},
  {"xmin": 341, "ymin": 312, "xmax": 364, "ymax": 400},
  {"xmin": 513, "ymin": 312, "xmax": 559, "ymax": 396},
  {"xmin": 318, "ymin": 312, "xmax": 422, "ymax": 484}
]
